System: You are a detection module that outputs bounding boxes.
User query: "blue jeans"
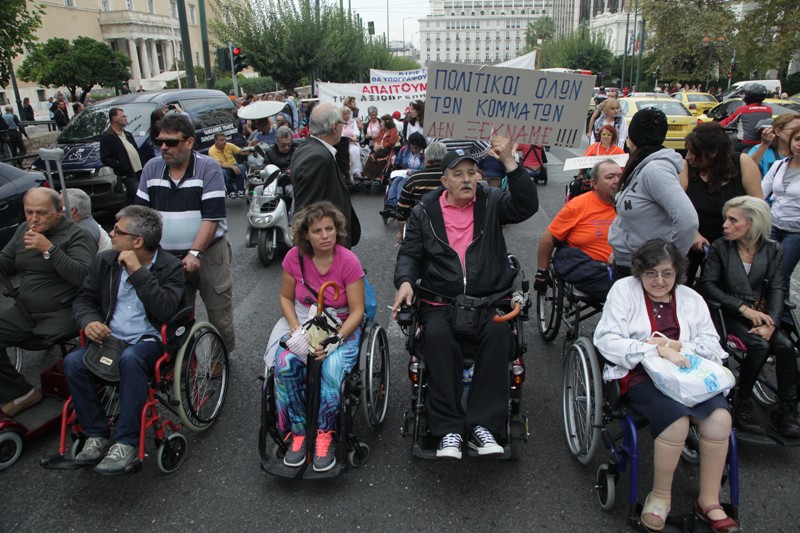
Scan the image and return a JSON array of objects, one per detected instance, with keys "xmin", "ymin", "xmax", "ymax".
[
  {"xmin": 64, "ymin": 340, "xmax": 162, "ymax": 446},
  {"xmin": 770, "ymin": 226, "xmax": 800, "ymax": 296},
  {"xmin": 223, "ymin": 164, "xmax": 246, "ymax": 194},
  {"xmin": 386, "ymin": 174, "xmax": 408, "ymax": 208}
]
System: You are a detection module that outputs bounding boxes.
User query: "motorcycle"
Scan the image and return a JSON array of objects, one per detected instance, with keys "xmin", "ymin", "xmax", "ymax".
[
  {"xmin": 243, "ymin": 142, "xmax": 270, "ymax": 203},
  {"xmin": 245, "ymin": 164, "xmax": 293, "ymax": 266}
]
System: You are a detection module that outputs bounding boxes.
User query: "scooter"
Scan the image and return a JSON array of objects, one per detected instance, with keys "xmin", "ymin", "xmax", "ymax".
[{"xmin": 245, "ymin": 164, "xmax": 293, "ymax": 266}]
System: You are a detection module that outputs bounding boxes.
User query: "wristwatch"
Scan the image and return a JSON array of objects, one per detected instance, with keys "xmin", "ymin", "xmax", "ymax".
[
  {"xmin": 188, "ymin": 249, "xmax": 203, "ymax": 259},
  {"xmin": 43, "ymin": 245, "xmax": 56, "ymax": 260}
]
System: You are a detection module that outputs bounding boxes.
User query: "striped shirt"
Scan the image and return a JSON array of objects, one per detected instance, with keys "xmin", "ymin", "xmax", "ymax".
[
  {"xmin": 135, "ymin": 153, "xmax": 227, "ymax": 254},
  {"xmin": 395, "ymin": 169, "xmax": 444, "ymax": 222}
]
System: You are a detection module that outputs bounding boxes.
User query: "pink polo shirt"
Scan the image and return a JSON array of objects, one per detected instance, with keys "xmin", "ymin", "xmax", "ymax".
[{"xmin": 439, "ymin": 191, "xmax": 475, "ymax": 271}]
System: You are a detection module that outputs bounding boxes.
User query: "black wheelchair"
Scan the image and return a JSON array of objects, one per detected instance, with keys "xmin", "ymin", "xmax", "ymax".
[
  {"xmin": 535, "ymin": 260, "xmax": 607, "ymax": 348},
  {"xmin": 399, "ymin": 256, "xmax": 531, "ymax": 460},
  {"xmin": 258, "ymin": 313, "xmax": 390, "ymax": 479},
  {"xmin": 707, "ymin": 300, "xmax": 800, "ymax": 447},
  {"xmin": 562, "ymin": 337, "xmax": 740, "ymax": 531},
  {"xmin": 40, "ymin": 308, "xmax": 229, "ymax": 474}
]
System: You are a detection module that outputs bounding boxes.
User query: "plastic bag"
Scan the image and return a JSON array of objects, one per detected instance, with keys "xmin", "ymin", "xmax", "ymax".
[{"xmin": 641, "ymin": 353, "xmax": 735, "ymax": 407}]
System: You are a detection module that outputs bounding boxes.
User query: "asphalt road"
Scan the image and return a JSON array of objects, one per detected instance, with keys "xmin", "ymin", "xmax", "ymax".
[{"xmin": 3, "ymin": 146, "xmax": 800, "ymax": 533}]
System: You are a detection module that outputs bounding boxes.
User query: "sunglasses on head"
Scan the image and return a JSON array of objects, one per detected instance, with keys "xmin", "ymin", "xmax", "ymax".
[{"xmin": 155, "ymin": 137, "xmax": 185, "ymax": 147}]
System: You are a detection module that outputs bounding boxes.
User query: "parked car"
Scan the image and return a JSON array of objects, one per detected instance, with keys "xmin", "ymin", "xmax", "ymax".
[
  {"xmin": 0, "ymin": 162, "xmax": 47, "ymax": 249},
  {"xmin": 31, "ymin": 89, "xmax": 246, "ymax": 213},
  {"xmin": 617, "ymin": 97, "xmax": 699, "ymax": 151},
  {"xmin": 697, "ymin": 98, "xmax": 800, "ymax": 123},
  {"xmin": 670, "ymin": 92, "xmax": 719, "ymax": 116}
]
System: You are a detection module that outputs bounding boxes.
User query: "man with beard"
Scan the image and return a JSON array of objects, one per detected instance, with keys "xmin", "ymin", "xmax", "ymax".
[{"xmin": 135, "ymin": 114, "xmax": 236, "ymax": 355}]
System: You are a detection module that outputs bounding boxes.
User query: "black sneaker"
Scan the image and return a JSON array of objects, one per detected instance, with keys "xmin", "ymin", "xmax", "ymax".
[
  {"xmin": 283, "ymin": 434, "xmax": 306, "ymax": 467},
  {"xmin": 734, "ymin": 399, "xmax": 764, "ymax": 434},
  {"xmin": 312, "ymin": 430, "xmax": 336, "ymax": 472},
  {"xmin": 468, "ymin": 425, "xmax": 504, "ymax": 456},
  {"xmin": 436, "ymin": 433, "xmax": 463, "ymax": 459},
  {"xmin": 773, "ymin": 403, "xmax": 800, "ymax": 439}
]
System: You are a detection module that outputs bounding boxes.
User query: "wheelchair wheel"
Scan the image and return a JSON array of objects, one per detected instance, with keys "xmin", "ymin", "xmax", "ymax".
[
  {"xmin": 157, "ymin": 433, "xmax": 188, "ymax": 474},
  {"xmin": 563, "ymin": 337, "xmax": 603, "ymax": 465},
  {"xmin": 0, "ymin": 431, "xmax": 23, "ymax": 471},
  {"xmin": 348, "ymin": 442, "xmax": 370, "ymax": 467},
  {"xmin": 596, "ymin": 463, "xmax": 617, "ymax": 511},
  {"xmin": 360, "ymin": 324, "xmax": 390, "ymax": 429},
  {"xmin": 173, "ymin": 322, "xmax": 229, "ymax": 431},
  {"xmin": 536, "ymin": 264, "xmax": 562, "ymax": 342}
]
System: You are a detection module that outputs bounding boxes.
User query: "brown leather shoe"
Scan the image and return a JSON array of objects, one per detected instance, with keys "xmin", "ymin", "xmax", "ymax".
[{"xmin": 1, "ymin": 388, "xmax": 43, "ymax": 417}]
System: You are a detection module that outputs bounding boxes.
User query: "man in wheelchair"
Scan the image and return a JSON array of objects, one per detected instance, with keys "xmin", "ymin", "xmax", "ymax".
[
  {"xmin": 535, "ymin": 159, "xmax": 621, "ymax": 302},
  {"xmin": 64, "ymin": 206, "xmax": 184, "ymax": 474},
  {"xmin": 392, "ymin": 136, "xmax": 537, "ymax": 458}
]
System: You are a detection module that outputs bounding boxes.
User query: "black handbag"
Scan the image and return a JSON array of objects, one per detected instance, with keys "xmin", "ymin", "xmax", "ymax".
[{"xmin": 83, "ymin": 335, "xmax": 130, "ymax": 383}]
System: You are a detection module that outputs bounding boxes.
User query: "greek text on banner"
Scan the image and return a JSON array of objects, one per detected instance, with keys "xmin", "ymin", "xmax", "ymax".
[
  {"xmin": 317, "ymin": 81, "xmax": 424, "ymax": 119},
  {"xmin": 369, "ymin": 68, "xmax": 428, "ymax": 83},
  {"xmin": 424, "ymin": 61, "xmax": 595, "ymax": 148},
  {"xmin": 563, "ymin": 154, "xmax": 630, "ymax": 171}
]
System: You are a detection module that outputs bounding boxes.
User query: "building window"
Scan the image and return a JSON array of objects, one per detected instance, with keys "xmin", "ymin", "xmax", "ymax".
[
  {"xmin": 195, "ymin": 51, "xmax": 200, "ymax": 65},
  {"xmin": 126, "ymin": 0, "xmax": 134, "ymax": 10},
  {"xmin": 64, "ymin": 0, "xmax": 76, "ymax": 6},
  {"xmin": 101, "ymin": 0, "xmax": 110, "ymax": 10},
  {"xmin": 189, "ymin": 5, "xmax": 196, "ymax": 24},
  {"xmin": 171, "ymin": 1, "xmax": 177, "ymax": 18},
  {"xmin": 148, "ymin": 0, "xmax": 155, "ymax": 13}
]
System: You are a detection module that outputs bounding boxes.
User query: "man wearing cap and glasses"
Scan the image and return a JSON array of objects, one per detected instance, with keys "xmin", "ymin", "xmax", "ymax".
[
  {"xmin": 391, "ymin": 136, "xmax": 538, "ymax": 459},
  {"xmin": 135, "ymin": 114, "xmax": 236, "ymax": 355},
  {"xmin": 64, "ymin": 205, "xmax": 184, "ymax": 474}
]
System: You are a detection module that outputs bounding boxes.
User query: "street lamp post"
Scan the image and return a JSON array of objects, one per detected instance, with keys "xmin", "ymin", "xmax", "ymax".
[
  {"xmin": 402, "ymin": 17, "xmax": 414, "ymax": 56},
  {"xmin": 702, "ymin": 35, "xmax": 725, "ymax": 91}
]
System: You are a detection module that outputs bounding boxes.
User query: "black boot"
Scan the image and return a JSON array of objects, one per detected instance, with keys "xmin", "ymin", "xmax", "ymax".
[
  {"xmin": 734, "ymin": 398, "xmax": 764, "ymax": 434},
  {"xmin": 772, "ymin": 402, "xmax": 800, "ymax": 439}
]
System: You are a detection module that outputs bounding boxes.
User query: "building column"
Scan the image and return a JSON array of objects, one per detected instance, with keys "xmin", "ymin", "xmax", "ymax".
[
  {"xmin": 138, "ymin": 39, "xmax": 152, "ymax": 79},
  {"xmin": 161, "ymin": 41, "xmax": 173, "ymax": 70},
  {"xmin": 149, "ymin": 39, "xmax": 161, "ymax": 76},
  {"xmin": 127, "ymin": 38, "xmax": 142, "ymax": 81}
]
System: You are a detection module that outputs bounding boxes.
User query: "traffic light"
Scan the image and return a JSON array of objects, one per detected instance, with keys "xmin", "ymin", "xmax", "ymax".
[
  {"xmin": 232, "ymin": 46, "xmax": 247, "ymax": 74},
  {"xmin": 655, "ymin": 66, "xmax": 661, "ymax": 80},
  {"xmin": 216, "ymin": 47, "xmax": 231, "ymax": 71},
  {"xmin": 368, "ymin": 21, "xmax": 375, "ymax": 35}
]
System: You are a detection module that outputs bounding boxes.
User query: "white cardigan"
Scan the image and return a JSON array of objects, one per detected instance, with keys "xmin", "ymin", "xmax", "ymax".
[
  {"xmin": 593, "ymin": 276, "xmax": 727, "ymax": 382},
  {"xmin": 762, "ymin": 156, "xmax": 800, "ymax": 231}
]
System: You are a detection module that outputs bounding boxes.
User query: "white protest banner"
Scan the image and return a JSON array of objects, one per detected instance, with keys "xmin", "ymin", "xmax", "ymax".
[
  {"xmin": 563, "ymin": 154, "xmax": 629, "ymax": 171},
  {"xmin": 317, "ymin": 81, "xmax": 424, "ymax": 119},
  {"xmin": 425, "ymin": 62, "xmax": 595, "ymax": 148},
  {"xmin": 369, "ymin": 68, "xmax": 428, "ymax": 83}
]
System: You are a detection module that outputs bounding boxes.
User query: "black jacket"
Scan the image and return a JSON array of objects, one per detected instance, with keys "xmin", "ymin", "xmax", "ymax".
[
  {"xmin": 698, "ymin": 237, "xmax": 785, "ymax": 323},
  {"xmin": 72, "ymin": 248, "xmax": 185, "ymax": 332},
  {"xmin": 394, "ymin": 166, "xmax": 538, "ymax": 298},
  {"xmin": 264, "ymin": 142, "xmax": 295, "ymax": 172},
  {"xmin": 99, "ymin": 127, "xmax": 150, "ymax": 177}
]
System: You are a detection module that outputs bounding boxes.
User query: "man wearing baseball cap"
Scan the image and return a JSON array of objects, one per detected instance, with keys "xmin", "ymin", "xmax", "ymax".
[{"xmin": 392, "ymin": 136, "xmax": 538, "ymax": 459}]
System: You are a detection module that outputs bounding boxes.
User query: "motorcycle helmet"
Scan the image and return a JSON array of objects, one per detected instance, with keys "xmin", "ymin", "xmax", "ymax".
[{"xmin": 742, "ymin": 83, "xmax": 768, "ymax": 104}]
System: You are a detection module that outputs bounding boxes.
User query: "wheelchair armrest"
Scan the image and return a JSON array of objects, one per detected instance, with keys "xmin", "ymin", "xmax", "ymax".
[
  {"xmin": 168, "ymin": 306, "xmax": 195, "ymax": 328},
  {"xmin": 706, "ymin": 299, "xmax": 722, "ymax": 311},
  {"xmin": 785, "ymin": 300, "xmax": 796, "ymax": 311}
]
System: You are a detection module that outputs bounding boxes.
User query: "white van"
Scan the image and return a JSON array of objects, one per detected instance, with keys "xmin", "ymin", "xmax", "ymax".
[{"xmin": 721, "ymin": 79, "xmax": 782, "ymax": 100}]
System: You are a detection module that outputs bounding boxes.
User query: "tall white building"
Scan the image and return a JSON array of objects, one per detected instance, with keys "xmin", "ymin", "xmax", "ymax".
[{"xmin": 419, "ymin": 0, "xmax": 554, "ymax": 67}]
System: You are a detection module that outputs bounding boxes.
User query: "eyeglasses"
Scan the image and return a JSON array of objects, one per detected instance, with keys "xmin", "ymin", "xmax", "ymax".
[
  {"xmin": 642, "ymin": 270, "xmax": 676, "ymax": 280},
  {"xmin": 337, "ymin": 121, "xmax": 347, "ymax": 125},
  {"xmin": 154, "ymin": 137, "xmax": 185, "ymax": 147},
  {"xmin": 112, "ymin": 225, "xmax": 140, "ymax": 238}
]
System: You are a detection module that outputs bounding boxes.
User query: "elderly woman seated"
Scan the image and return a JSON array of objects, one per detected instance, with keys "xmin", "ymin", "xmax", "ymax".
[
  {"xmin": 698, "ymin": 196, "xmax": 800, "ymax": 438},
  {"xmin": 594, "ymin": 240, "xmax": 739, "ymax": 533},
  {"xmin": 263, "ymin": 201, "xmax": 366, "ymax": 472}
]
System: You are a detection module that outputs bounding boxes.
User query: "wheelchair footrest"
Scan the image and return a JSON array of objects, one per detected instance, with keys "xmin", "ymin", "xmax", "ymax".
[
  {"xmin": 411, "ymin": 442, "xmax": 514, "ymax": 460},
  {"xmin": 302, "ymin": 461, "xmax": 345, "ymax": 480},
  {"xmin": 39, "ymin": 454, "xmax": 93, "ymax": 471},
  {"xmin": 260, "ymin": 456, "xmax": 305, "ymax": 479},
  {"xmin": 629, "ymin": 504, "xmax": 737, "ymax": 532}
]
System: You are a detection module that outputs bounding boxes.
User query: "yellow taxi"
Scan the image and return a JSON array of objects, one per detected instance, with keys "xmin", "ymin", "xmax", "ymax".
[
  {"xmin": 670, "ymin": 92, "xmax": 719, "ymax": 116},
  {"xmin": 698, "ymin": 98, "xmax": 800, "ymax": 123},
  {"xmin": 618, "ymin": 96, "xmax": 699, "ymax": 151}
]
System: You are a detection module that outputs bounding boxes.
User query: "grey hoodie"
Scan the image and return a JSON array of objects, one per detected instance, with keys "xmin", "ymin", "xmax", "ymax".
[{"xmin": 609, "ymin": 149, "xmax": 698, "ymax": 268}]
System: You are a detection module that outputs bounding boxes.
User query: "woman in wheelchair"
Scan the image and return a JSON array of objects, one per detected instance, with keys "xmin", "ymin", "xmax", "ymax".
[
  {"xmin": 697, "ymin": 196, "xmax": 800, "ymax": 438},
  {"xmin": 594, "ymin": 240, "xmax": 739, "ymax": 533},
  {"xmin": 269, "ymin": 202, "xmax": 365, "ymax": 472}
]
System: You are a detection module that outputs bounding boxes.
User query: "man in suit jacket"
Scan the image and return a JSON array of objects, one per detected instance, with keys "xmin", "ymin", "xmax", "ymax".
[{"xmin": 289, "ymin": 101, "xmax": 359, "ymax": 246}]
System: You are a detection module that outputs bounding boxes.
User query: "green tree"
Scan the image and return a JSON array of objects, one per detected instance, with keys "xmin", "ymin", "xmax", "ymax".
[
  {"xmin": 734, "ymin": 0, "xmax": 800, "ymax": 80},
  {"xmin": 18, "ymin": 37, "xmax": 131, "ymax": 99},
  {"xmin": 0, "ymin": 0, "xmax": 45, "ymax": 87},
  {"xmin": 539, "ymin": 25, "xmax": 614, "ymax": 74},
  {"xmin": 525, "ymin": 15, "xmax": 555, "ymax": 49},
  {"xmin": 642, "ymin": 0, "xmax": 735, "ymax": 83}
]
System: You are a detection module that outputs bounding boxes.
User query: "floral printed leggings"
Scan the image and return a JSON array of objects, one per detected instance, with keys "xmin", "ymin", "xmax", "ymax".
[{"xmin": 274, "ymin": 329, "xmax": 361, "ymax": 435}]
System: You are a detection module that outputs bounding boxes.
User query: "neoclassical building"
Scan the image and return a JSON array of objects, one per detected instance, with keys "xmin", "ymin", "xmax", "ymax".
[{"xmin": 2, "ymin": 0, "xmax": 218, "ymax": 117}]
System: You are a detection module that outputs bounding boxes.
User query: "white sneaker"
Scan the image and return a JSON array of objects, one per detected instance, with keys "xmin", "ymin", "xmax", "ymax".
[
  {"xmin": 436, "ymin": 433, "xmax": 463, "ymax": 459},
  {"xmin": 468, "ymin": 425, "xmax": 504, "ymax": 456}
]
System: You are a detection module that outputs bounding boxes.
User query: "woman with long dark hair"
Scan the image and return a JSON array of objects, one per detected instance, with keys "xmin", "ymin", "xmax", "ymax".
[{"xmin": 608, "ymin": 108, "xmax": 698, "ymax": 278}]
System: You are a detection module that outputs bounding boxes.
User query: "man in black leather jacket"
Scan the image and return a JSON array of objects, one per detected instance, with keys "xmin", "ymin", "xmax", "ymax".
[
  {"xmin": 64, "ymin": 205, "xmax": 184, "ymax": 474},
  {"xmin": 392, "ymin": 136, "xmax": 538, "ymax": 459},
  {"xmin": 264, "ymin": 126, "xmax": 297, "ymax": 172}
]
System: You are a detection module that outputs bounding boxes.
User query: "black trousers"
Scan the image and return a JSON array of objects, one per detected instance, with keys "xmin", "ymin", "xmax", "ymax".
[
  {"xmin": 726, "ymin": 314, "xmax": 798, "ymax": 403},
  {"xmin": 419, "ymin": 305, "xmax": 513, "ymax": 437}
]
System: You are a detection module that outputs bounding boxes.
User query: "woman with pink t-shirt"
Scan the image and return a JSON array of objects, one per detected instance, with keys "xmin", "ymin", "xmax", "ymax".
[{"xmin": 265, "ymin": 201, "xmax": 366, "ymax": 473}]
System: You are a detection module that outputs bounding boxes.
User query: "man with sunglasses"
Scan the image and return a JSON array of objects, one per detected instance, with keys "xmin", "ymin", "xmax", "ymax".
[
  {"xmin": 65, "ymin": 205, "xmax": 184, "ymax": 474},
  {"xmin": 135, "ymin": 114, "xmax": 236, "ymax": 354},
  {"xmin": 100, "ymin": 107, "xmax": 151, "ymax": 206},
  {"xmin": 263, "ymin": 126, "xmax": 297, "ymax": 173}
]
